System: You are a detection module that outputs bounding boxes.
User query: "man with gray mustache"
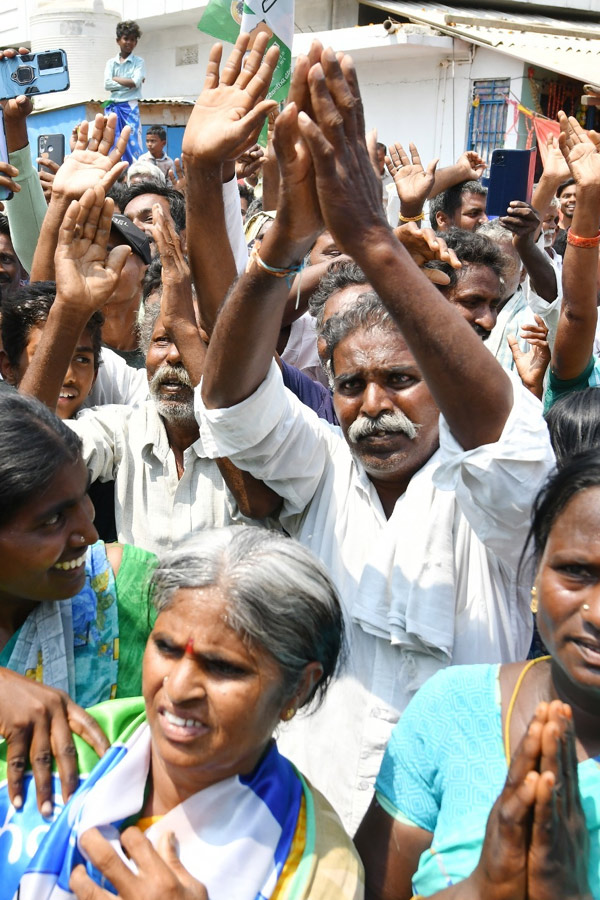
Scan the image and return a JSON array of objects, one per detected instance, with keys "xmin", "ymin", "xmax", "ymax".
[{"xmin": 197, "ymin": 53, "xmax": 555, "ymax": 832}]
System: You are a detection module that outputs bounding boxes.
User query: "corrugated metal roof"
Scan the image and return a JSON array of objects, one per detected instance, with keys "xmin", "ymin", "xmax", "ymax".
[{"xmin": 361, "ymin": 0, "xmax": 600, "ymax": 83}]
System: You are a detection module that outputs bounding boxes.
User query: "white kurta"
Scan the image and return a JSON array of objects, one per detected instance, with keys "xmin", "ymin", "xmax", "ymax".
[{"xmin": 196, "ymin": 362, "xmax": 555, "ymax": 831}]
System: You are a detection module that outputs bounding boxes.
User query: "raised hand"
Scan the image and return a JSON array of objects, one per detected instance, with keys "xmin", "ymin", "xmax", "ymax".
[
  {"xmin": 558, "ymin": 110, "xmax": 600, "ymax": 188},
  {"xmin": 542, "ymin": 132, "xmax": 571, "ymax": 184},
  {"xmin": 508, "ymin": 315, "xmax": 550, "ymax": 400},
  {"xmin": 456, "ymin": 149, "xmax": 487, "ymax": 181},
  {"xmin": 296, "ymin": 47, "xmax": 390, "ymax": 260},
  {"xmin": 148, "ymin": 203, "xmax": 193, "ymax": 316},
  {"xmin": 394, "ymin": 222, "xmax": 461, "ymax": 284},
  {"xmin": 527, "ymin": 702, "xmax": 593, "ymax": 900},
  {"xmin": 54, "ymin": 185, "xmax": 131, "ymax": 313},
  {"xmin": 386, "ymin": 141, "xmax": 438, "ymax": 213},
  {"xmin": 500, "ymin": 201, "xmax": 542, "ymax": 246},
  {"xmin": 167, "ymin": 158, "xmax": 186, "ymax": 195},
  {"xmin": 37, "ymin": 156, "xmax": 60, "ymax": 202},
  {"xmin": 50, "ymin": 113, "xmax": 130, "ymax": 202},
  {"xmin": 0, "ymin": 668, "xmax": 109, "ymax": 815},
  {"xmin": 70, "ymin": 828, "xmax": 208, "ymax": 900},
  {"xmin": 0, "ymin": 160, "xmax": 19, "ymax": 211},
  {"xmin": 465, "ymin": 705, "xmax": 550, "ymax": 900},
  {"xmin": 235, "ymin": 144, "xmax": 264, "ymax": 182},
  {"xmin": 182, "ymin": 31, "xmax": 279, "ymax": 167}
]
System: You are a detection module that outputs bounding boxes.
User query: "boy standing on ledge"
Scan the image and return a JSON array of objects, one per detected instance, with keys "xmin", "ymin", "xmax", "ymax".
[{"xmin": 104, "ymin": 20, "xmax": 145, "ymax": 164}]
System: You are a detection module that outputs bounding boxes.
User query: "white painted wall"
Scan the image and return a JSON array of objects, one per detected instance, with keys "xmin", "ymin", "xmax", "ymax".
[{"xmin": 349, "ymin": 45, "xmax": 524, "ymax": 168}]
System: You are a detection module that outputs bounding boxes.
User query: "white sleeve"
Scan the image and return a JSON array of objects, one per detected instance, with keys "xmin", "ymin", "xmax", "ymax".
[
  {"xmin": 433, "ymin": 380, "xmax": 555, "ymax": 569},
  {"xmin": 196, "ymin": 359, "xmax": 334, "ymax": 516},
  {"xmin": 82, "ymin": 348, "xmax": 148, "ymax": 409},
  {"xmin": 223, "ymin": 175, "xmax": 249, "ymax": 276},
  {"xmin": 67, "ymin": 406, "xmax": 128, "ymax": 483}
]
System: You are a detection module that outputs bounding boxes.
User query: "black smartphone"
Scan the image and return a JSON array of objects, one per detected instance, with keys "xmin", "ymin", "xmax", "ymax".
[
  {"xmin": 486, "ymin": 148, "xmax": 536, "ymax": 218},
  {"xmin": 0, "ymin": 109, "xmax": 12, "ymax": 202},
  {"xmin": 38, "ymin": 133, "xmax": 65, "ymax": 169}
]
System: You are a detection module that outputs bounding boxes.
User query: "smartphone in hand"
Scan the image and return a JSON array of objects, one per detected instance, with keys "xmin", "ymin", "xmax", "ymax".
[
  {"xmin": 486, "ymin": 148, "xmax": 536, "ymax": 218},
  {"xmin": 0, "ymin": 50, "xmax": 69, "ymax": 100}
]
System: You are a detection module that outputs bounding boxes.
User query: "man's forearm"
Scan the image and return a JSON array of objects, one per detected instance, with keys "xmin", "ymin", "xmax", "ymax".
[
  {"xmin": 350, "ymin": 229, "xmax": 513, "ymax": 449},
  {"xmin": 18, "ymin": 298, "xmax": 89, "ymax": 409},
  {"xmin": 514, "ymin": 238, "xmax": 557, "ymax": 302},
  {"xmin": 201, "ymin": 225, "xmax": 313, "ymax": 409},
  {"xmin": 29, "ymin": 195, "xmax": 70, "ymax": 281},
  {"xmin": 186, "ymin": 161, "xmax": 238, "ymax": 335},
  {"xmin": 554, "ymin": 184, "xmax": 600, "ymax": 378}
]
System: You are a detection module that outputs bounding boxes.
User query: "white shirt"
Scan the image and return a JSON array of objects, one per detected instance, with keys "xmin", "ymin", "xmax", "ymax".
[
  {"xmin": 68, "ymin": 401, "xmax": 251, "ymax": 555},
  {"xmin": 83, "ymin": 347, "xmax": 148, "ymax": 409},
  {"xmin": 197, "ymin": 361, "xmax": 555, "ymax": 832}
]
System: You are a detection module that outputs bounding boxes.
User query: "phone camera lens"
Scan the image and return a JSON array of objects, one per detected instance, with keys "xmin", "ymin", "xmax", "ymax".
[{"xmin": 11, "ymin": 65, "xmax": 35, "ymax": 85}]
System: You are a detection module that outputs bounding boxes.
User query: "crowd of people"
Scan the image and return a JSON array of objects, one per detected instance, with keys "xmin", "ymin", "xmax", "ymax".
[{"xmin": 0, "ymin": 21, "xmax": 599, "ymax": 900}]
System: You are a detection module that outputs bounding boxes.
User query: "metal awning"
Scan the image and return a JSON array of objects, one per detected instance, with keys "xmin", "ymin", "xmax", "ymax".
[{"xmin": 360, "ymin": 1, "xmax": 600, "ymax": 83}]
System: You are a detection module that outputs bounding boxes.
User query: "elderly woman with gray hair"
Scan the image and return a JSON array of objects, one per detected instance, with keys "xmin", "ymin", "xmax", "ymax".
[{"xmin": 0, "ymin": 526, "xmax": 364, "ymax": 900}]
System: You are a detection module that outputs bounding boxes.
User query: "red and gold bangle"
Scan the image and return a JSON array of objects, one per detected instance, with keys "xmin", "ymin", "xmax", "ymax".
[{"xmin": 566, "ymin": 230, "xmax": 600, "ymax": 249}]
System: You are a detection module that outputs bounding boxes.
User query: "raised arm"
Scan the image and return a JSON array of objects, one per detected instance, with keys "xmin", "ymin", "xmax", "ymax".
[
  {"xmin": 295, "ymin": 48, "xmax": 511, "ymax": 449},
  {"xmin": 430, "ymin": 150, "xmax": 486, "ymax": 198},
  {"xmin": 182, "ymin": 32, "xmax": 279, "ymax": 336},
  {"xmin": 552, "ymin": 113, "xmax": 600, "ymax": 381},
  {"xmin": 29, "ymin": 114, "xmax": 130, "ymax": 282},
  {"xmin": 19, "ymin": 186, "xmax": 130, "ymax": 409},
  {"xmin": 201, "ymin": 49, "xmax": 325, "ymax": 410},
  {"xmin": 499, "ymin": 201, "xmax": 557, "ymax": 302}
]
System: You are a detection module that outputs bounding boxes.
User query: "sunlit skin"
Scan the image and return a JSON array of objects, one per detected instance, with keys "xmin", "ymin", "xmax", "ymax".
[
  {"xmin": 0, "ymin": 458, "xmax": 97, "ymax": 645},
  {"xmin": 438, "ymin": 263, "xmax": 502, "ymax": 340},
  {"xmin": 2, "ymin": 325, "xmax": 97, "ymax": 420},
  {"xmin": 141, "ymin": 587, "xmax": 291, "ymax": 813},
  {"xmin": 332, "ymin": 326, "xmax": 439, "ymax": 515},
  {"xmin": 536, "ymin": 488, "xmax": 600, "ymax": 716}
]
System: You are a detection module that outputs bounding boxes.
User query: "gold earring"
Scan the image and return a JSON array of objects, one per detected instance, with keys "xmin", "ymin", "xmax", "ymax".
[
  {"xmin": 283, "ymin": 708, "xmax": 295, "ymax": 721},
  {"xmin": 530, "ymin": 585, "xmax": 538, "ymax": 615}
]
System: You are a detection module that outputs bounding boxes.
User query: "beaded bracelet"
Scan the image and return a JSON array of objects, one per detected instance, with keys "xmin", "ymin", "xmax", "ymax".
[
  {"xmin": 399, "ymin": 211, "xmax": 425, "ymax": 223},
  {"xmin": 566, "ymin": 230, "xmax": 600, "ymax": 249},
  {"xmin": 248, "ymin": 245, "xmax": 306, "ymax": 307}
]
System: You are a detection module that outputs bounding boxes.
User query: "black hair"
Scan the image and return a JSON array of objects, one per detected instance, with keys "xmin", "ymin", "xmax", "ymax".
[
  {"xmin": 0, "ymin": 214, "xmax": 11, "ymax": 240},
  {"xmin": 121, "ymin": 182, "xmax": 186, "ymax": 233},
  {"xmin": 429, "ymin": 180, "xmax": 487, "ymax": 232},
  {"xmin": 0, "ymin": 392, "xmax": 83, "ymax": 527},
  {"xmin": 238, "ymin": 183, "xmax": 254, "ymax": 205},
  {"xmin": 521, "ymin": 449, "xmax": 600, "ymax": 578},
  {"xmin": 142, "ymin": 255, "xmax": 163, "ymax": 303},
  {"xmin": 322, "ymin": 290, "xmax": 395, "ymax": 376},
  {"xmin": 1, "ymin": 282, "xmax": 103, "ymax": 371},
  {"xmin": 245, "ymin": 196, "xmax": 263, "ymax": 219},
  {"xmin": 116, "ymin": 20, "xmax": 141, "ymax": 40},
  {"xmin": 147, "ymin": 125, "xmax": 167, "ymax": 142},
  {"xmin": 545, "ymin": 388, "xmax": 600, "ymax": 469},
  {"xmin": 424, "ymin": 227, "xmax": 504, "ymax": 289},
  {"xmin": 556, "ymin": 177, "xmax": 576, "ymax": 198},
  {"xmin": 308, "ymin": 260, "xmax": 368, "ymax": 332},
  {"xmin": 106, "ymin": 182, "xmax": 128, "ymax": 213}
]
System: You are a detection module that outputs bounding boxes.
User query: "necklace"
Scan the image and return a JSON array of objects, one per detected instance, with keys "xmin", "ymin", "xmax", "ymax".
[{"xmin": 503, "ymin": 655, "xmax": 551, "ymax": 764}]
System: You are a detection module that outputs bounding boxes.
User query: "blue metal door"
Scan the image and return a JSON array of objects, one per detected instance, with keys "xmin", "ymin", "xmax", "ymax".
[{"xmin": 468, "ymin": 79, "xmax": 510, "ymax": 163}]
